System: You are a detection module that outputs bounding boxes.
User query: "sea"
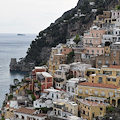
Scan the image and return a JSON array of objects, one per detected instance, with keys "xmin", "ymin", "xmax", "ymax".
[{"xmin": 0, "ymin": 33, "xmax": 36, "ymax": 107}]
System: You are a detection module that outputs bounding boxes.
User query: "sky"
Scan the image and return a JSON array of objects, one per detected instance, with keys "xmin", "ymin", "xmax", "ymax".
[{"xmin": 0, "ymin": 0, "xmax": 78, "ymax": 34}]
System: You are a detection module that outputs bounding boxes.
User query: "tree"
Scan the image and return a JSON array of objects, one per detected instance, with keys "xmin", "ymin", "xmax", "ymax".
[
  {"xmin": 116, "ymin": 5, "xmax": 120, "ymax": 10},
  {"xmin": 73, "ymin": 34, "xmax": 80, "ymax": 44},
  {"xmin": 66, "ymin": 51, "xmax": 75, "ymax": 64}
]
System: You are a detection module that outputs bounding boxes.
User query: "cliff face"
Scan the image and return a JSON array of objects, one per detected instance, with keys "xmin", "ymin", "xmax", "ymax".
[{"xmin": 25, "ymin": 0, "xmax": 119, "ymax": 65}]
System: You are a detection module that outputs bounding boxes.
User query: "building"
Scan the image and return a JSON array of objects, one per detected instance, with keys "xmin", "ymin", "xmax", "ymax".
[
  {"xmin": 78, "ymin": 97, "xmax": 109, "ymax": 120},
  {"xmin": 54, "ymin": 64, "xmax": 70, "ymax": 90},
  {"xmin": 33, "ymin": 99, "xmax": 53, "ymax": 108},
  {"xmin": 52, "ymin": 99, "xmax": 78, "ymax": 118},
  {"xmin": 96, "ymin": 43, "xmax": 120, "ymax": 68},
  {"xmin": 70, "ymin": 62, "xmax": 92, "ymax": 77},
  {"xmin": 32, "ymin": 66, "xmax": 47, "ymax": 79},
  {"xmin": 34, "ymin": 72, "xmax": 53, "ymax": 99},
  {"xmin": 14, "ymin": 107, "xmax": 47, "ymax": 120},
  {"xmin": 60, "ymin": 47, "xmax": 73, "ymax": 55},
  {"xmin": 41, "ymin": 88, "xmax": 62, "ymax": 101},
  {"xmin": 48, "ymin": 54, "xmax": 67, "ymax": 77},
  {"xmin": 76, "ymin": 82, "xmax": 120, "ymax": 107},
  {"xmin": 66, "ymin": 78, "xmax": 81, "ymax": 97},
  {"xmin": 83, "ymin": 26, "xmax": 106, "ymax": 47},
  {"xmin": 88, "ymin": 66, "xmax": 120, "ymax": 87}
]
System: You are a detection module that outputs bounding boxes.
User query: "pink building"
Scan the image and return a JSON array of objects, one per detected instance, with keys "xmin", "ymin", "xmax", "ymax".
[
  {"xmin": 34, "ymin": 72, "xmax": 53, "ymax": 99},
  {"xmin": 84, "ymin": 26, "xmax": 106, "ymax": 47},
  {"xmin": 85, "ymin": 46, "xmax": 104, "ymax": 55},
  {"xmin": 60, "ymin": 47, "xmax": 73, "ymax": 55}
]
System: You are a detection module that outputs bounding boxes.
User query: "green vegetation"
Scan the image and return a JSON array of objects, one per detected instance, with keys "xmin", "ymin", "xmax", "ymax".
[
  {"xmin": 116, "ymin": 5, "xmax": 120, "ymax": 10},
  {"xmin": 66, "ymin": 72, "xmax": 74, "ymax": 80},
  {"xmin": 106, "ymin": 106, "xmax": 115, "ymax": 112},
  {"xmin": 35, "ymin": 107, "xmax": 53, "ymax": 113},
  {"xmin": 27, "ymin": 90, "xmax": 33, "ymax": 94},
  {"xmin": 31, "ymin": 94, "xmax": 36, "ymax": 101},
  {"xmin": 34, "ymin": 80, "xmax": 38, "ymax": 83},
  {"xmin": 38, "ymin": 83, "xmax": 41, "ymax": 86},
  {"xmin": 66, "ymin": 51, "xmax": 75, "ymax": 64},
  {"xmin": 74, "ymin": 34, "xmax": 80, "ymax": 44},
  {"xmin": 8, "ymin": 94, "xmax": 13, "ymax": 101},
  {"xmin": 1, "ymin": 116, "xmax": 4, "ymax": 120},
  {"xmin": 23, "ymin": 0, "xmax": 116, "ymax": 66}
]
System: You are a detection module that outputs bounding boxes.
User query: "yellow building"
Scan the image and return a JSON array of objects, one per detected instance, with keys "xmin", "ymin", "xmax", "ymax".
[
  {"xmin": 88, "ymin": 67, "xmax": 120, "ymax": 87},
  {"xmin": 5, "ymin": 108, "xmax": 14, "ymax": 120},
  {"xmin": 76, "ymin": 82, "xmax": 120, "ymax": 107},
  {"xmin": 53, "ymin": 99, "xmax": 78, "ymax": 118},
  {"xmin": 86, "ymin": 68, "xmax": 100, "ymax": 79},
  {"xmin": 48, "ymin": 54, "xmax": 66, "ymax": 77},
  {"xmin": 104, "ymin": 46, "xmax": 110, "ymax": 54},
  {"xmin": 77, "ymin": 97, "xmax": 109, "ymax": 120}
]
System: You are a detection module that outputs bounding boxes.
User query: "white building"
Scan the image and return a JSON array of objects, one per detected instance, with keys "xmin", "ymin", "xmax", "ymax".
[
  {"xmin": 66, "ymin": 36, "xmax": 76, "ymax": 47},
  {"xmin": 14, "ymin": 107, "xmax": 47, "ymax": 120},
  {"xmin": 66, "ymin": 78, "xmax": 80, "ymax": 96},
  {"xmin": 111, "ymin": 10, "xmax": 120, "ymax": 19},
  {"xmin": 70, "ymin": 62, "xmax": 92, "ymax": 77},
  {"xmin": 41, "ymin": 88, "xmax": 62, "ymax": 101},
  {"xmin": 34, "ymin": 99, "xmax": 53, "ymax": 108}
]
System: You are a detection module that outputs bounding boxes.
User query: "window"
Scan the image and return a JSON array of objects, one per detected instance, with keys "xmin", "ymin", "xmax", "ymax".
[
  {"xmin": 94, "ymin": 90, "xmax": 98, "ymax": 95},
  {"xmin": 101, "ymin": 91, "xmax": 105, "ymax": 96},
  {"xmin": 112, "ymin": 78, "xmax": 116, "ymax": 82},
  {"xmin": 106, "ymin": 60, "xmax": 109, "ymax": 64},
  {"xmin": 52, "ymin": 93, "xmax": 54, "ymax": 98},
  {"xmin": 102, "ymin": 50, "xmax": 103, "ymax": 54},
  {"xmin": 56, "ymin": 94, "xmax": 58, "ymax": 99},
  {"xmin": 97, "ymin": 50, "xmax": 99, "ymax": 54},
  {"xmin": 98, "ymin": 77, "xmax": 103, "ymax": 83},
  {"xmin": 100, "ymin": 107, "xmax": 103, "ymax": 111},
  {"xmin": 86, "ymin": 40, "xmax": 87, "ymax": 43},
  {"xmin": 114, "ymin": 51, "xmax": 116, "ymax": 57},
  {"xmin": 79, "ymin": 89, "xmax": 82, "ymax": 93},
  {"xmin": 85, "ymin": 90, "xmax": 88, "ymax": 94},
  {"xmin": 107, "ymin": 78, "xmax": 110, "ymax": 81},
  {"xmin": 98, "ymin": 60, "xmax": 101, "ymax": 64},
  {"xmin": 92, "ymin": 50, "xmax": 94, "ymax": 54},
  {"xmin": 40, "ymin": 105, "xmax": 41, "ymax": 108},
  {"xmin": 72, "ymin": 88, "xmax": 74, "ymax": 92},
  {"xmin": 90, "ymin": 40, "xmax": 92, "ymax": 43},
  {"xmin": 87, "ymin": 50, "xmax": 89, "ymax": 53},
  {"xmin": 109, "ymin": 92, "xmax": 113, "ymax": 97},
  {"xmin": 68, "ymin": 87, "xmax": 70, "ymax": 92}
]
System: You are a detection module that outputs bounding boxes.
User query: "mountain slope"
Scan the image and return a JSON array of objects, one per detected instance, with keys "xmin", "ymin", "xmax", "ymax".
[{"xmin": 25, "ymin": 0, "xmax": 119, "ymax": 65}]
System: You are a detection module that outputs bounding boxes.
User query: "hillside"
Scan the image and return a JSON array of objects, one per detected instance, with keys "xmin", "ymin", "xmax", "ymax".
[{"xmin": 24, "ymin": 0, "xmax": 119, "ymax": 65}]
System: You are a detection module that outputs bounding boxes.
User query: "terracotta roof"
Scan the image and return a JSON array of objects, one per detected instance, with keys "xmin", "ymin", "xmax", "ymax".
[
  {"xmin": 15, "ymin": 107, "xmax": 35, "ymax": 114},
  {"xmin": 15, "ymin": 108, "xmax": 47, "ymax": 117},
  {"xmin": 78, "ymin": 82, "xmax": 119, "ymax": 89},
  {"xmin": 109, "ymin": 65, "xmax": 120, "ymax": 69}
]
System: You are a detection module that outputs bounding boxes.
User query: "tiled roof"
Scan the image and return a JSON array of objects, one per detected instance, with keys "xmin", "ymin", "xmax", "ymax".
[
  {"xmin": 78, "ymin": 82, "xmax": 119, "ymax": 89},
  {"xmin": 15, "ymin": 107, "xmax": 46, "ymax": 117},
  {"xmin": 15, "ymin": 107, "xmax": 35, "ymax": 114},
  {"xmin": 109, "ymin": 65, "xmax": 120, "ymax": 69}
]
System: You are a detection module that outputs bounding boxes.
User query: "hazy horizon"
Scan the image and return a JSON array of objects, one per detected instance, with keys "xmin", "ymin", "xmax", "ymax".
[{"xmin": 0, "ymin": 0, "xmax": 78, "ymax": 34}]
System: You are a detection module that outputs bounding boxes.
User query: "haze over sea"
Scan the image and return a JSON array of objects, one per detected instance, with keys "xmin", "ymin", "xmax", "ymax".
[{"xmin": 0, "ymin": 33, "xmax": 36, "ymax": 107}]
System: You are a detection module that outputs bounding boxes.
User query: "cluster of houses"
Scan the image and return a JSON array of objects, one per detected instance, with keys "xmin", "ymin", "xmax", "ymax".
[{"xmin": 2, "ymin": 5, "xmax": 120, "ymax": 120}]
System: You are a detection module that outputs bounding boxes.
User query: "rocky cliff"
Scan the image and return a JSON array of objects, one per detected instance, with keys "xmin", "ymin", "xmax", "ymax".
[{"xmin": 24, "ymin": 0, "xmax": 119, "ymax": 65}]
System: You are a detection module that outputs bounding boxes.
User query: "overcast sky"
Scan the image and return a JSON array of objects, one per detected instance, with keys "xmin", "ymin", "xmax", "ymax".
[{"xmin": 0, "ymin": 0, "xmax": 78, "ymax": 34}]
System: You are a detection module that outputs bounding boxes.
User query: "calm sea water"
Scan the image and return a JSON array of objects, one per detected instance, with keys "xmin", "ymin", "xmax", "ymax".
[{"xmin": 0, "ymin": 33, "xmax": 36, "ymax": 107}]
